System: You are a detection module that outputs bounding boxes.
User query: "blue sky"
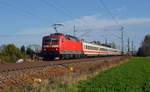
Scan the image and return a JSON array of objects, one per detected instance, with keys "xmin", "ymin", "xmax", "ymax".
[{"xmin": 0, "ymin": 0, "xmax": 150, "ymax": 50}]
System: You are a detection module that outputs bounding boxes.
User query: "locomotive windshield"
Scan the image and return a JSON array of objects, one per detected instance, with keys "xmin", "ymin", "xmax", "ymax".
[{"xmin": 44, "ymin": 38, "xmax": 59, "ymax": 43}]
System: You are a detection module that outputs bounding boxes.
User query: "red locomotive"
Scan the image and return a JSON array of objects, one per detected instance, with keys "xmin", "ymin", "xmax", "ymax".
[{"xmin": 42, "ymin": 33, "xmax": 83, "ymax": 59}]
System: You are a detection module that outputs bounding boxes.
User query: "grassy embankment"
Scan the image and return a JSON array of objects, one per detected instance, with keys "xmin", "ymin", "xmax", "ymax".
[
  {"xmin": 6, "ymin": 57, "xmax": 150, "ymax": 92},
  {"xmin": 78, "ymin": 57, "xmax": 150, "ymax": 92}
]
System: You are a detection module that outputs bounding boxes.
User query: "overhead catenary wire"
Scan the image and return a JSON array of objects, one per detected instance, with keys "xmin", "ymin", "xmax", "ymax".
[
  {"xmin": 41, "ymin": 0, "xmax": 112, "ymax": 40},
  {"xmin": 97, "ymin": 0, "xmax": 125, "ymax": 53},
  {"xmin": 39, "ymin": 0, "xmax": 94, "ymax": 36},
  {"xmin": 0, "ymin": 0, "xmax": 125, "ymax": 49},
  {"xmin": 79, "ymin": 24, "xmax": 122, "ymax": 39},
  {"xmin": 39, "ymin": 0, "xmax": 74, "ymax": 20},
  {"xmin": 39, "ymin": 0, "xmax": 77, "ymax": 34},
  {"xmin": 0, "ymin": 1, "xmax": 46, "ymax": 45},
  {"xmin": 0, "ymin": 0, "xmax": 59, "ymax": 36},
  {"xmin": 0, "ymin": 0, "xmax": 57, "ymax": 24},
  {"xmin": 50, "ymin": 0, "xmax": 75, "ymax": 19},
  {"xmin": 0, "ymin": 0, "xmax": 76, "ymax": 45},
  {"xmin": 79, "ymin": 0, "xmax": 124, "ymax": 38},
  {"xmin": 98, "ymin": 0, "xmax": 122, "ymax": 27},
  {"xmin": 0, "ymin": 1, "xmax": 34, "ymax": 16},
  {"xmin": 40, "ymin": 0, "xmax": 90, "ymax": 24}
]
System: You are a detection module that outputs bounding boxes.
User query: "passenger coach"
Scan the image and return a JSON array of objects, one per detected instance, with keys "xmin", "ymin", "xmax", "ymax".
[{"xmin": 82, "ymin": 42, "xmax": 121, "ymax": 56}]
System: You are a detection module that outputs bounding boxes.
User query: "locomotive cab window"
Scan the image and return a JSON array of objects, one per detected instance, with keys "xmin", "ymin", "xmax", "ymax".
[{"xmin": 44, "ymin": 38, "xmax": 59, "ymax": 43}]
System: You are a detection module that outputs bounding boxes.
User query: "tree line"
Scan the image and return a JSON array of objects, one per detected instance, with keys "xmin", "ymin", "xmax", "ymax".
[
  {"xmin": 0, "ymin": 34, "xmax": 149, "ymax": 64},
  {"xmin": 0, "ymin": 44, "xmax": 37, "ymax": 64}
]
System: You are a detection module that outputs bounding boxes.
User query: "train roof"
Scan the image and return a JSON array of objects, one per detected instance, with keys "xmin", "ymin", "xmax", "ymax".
[
  {"xmin": 43, "ymin": 33, "xmax": 81, "ymax": 42},
  {"xmin": 43, "ymin": 33, "xmax": 64, "ymax": 37},
  {"xmin": 82, "ymin": 41, "xmax": 120, "ymax": 51}
]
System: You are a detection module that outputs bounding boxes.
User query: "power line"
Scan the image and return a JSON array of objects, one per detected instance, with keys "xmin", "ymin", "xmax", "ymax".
[
  {"xmin": 78, "ymin": 0, "xmax": 125, "ymax": 39},
  {"xmin": 79, "ymin": 26, "xmax": 121, "ymax": 39},
  {"xmin": 47, "ymin": 0, "xmax": 91, "ymax": 35},
  {"xmin": 0, "ymin": 1, "xmax": 34, "ymax": 16},
  {"xmin": 0, "ymin": 1, "xmax": 57, "ymax": 24},
  {"xmin": 42, "ymin": 0, "xmax": 112, "ymax": 40},
  {"xmin": 39, "ymin": 0, "xmax": 94, "ymax": 36},
  {"xmin": 39, "ymin": 0, "xmax": 74, "ymax": 20},
  {"xmin": 50, "ymin": 0, "xmax": 76, "ymax": 20},
  {"xmin": 39, "ymin": 0, "xmax": 78, "ymax": 34},
  {"xmin": 99, "ymin": 0, "xmax": 124, "ymax": 54},
  {"xmin": 98, "ymin": 0, "xmax": 122, "ymax": 26},
  {"xmin": 78, "ymin": 0, "xmax": 122, "ymax": 37}
]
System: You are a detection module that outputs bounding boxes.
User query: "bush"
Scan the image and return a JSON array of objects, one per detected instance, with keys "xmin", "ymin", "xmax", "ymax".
[
  {"xmin": 26, "ymin": 47, "xmax": 35, "ymax": 59},
  {"xmin": 0, "ymin": 44, "xmax": 22, "ymax": 63}
]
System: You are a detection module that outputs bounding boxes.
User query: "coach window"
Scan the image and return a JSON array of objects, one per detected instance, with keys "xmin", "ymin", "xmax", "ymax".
[
  {"xmin": 62, "ymin": 39, "xmax": 63, "ymax": 43},
  {"xmin": 89, "ymin": 46, "xmax": 91, "ymax": 49},
  {"xmin": 84, "ymin": 45, "xmax": 86, "ymax": 49}
]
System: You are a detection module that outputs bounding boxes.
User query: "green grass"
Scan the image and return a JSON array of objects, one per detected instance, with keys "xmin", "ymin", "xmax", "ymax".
[
  {"xmin": 77, "ymin": 57, "xmax": 150, "ymax": 92},
  {"xmin": 5, "ymin": 83, "xmax": 78, "ymax": 92}
]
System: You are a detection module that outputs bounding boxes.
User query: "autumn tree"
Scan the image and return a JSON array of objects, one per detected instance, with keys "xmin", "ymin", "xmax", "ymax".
[
  {"xmin": 1, "ymin": 44, "xmax": 22, "ymax": 62},
  {"xmin": 137, "ymin": 34, "xmax": 150, "ymax": 56}
]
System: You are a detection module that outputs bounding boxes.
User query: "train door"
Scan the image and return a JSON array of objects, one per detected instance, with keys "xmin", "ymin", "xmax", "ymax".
[{"xmin": 61, "ymin": 38, "xmax": 64, "ymax": 50}]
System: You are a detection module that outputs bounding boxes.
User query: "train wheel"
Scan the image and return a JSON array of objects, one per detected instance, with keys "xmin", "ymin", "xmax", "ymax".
[
  {"xmin": 75, "ymin": 55, "xmax": 78, "ymax": 58},
  {"xmin": 60, "ymin": 55, "xmax": 65, "ymax": 60},
  {"xmin": 77, "ymin": 55, "xmax": 80, "ymax": 58},
  {"xmin": 64, "ymin": 55, "xmax": 69, "ymax": 59},
  {"xmin": 70, "ymin": 54, "xmax": 73, "ymax": 59}
]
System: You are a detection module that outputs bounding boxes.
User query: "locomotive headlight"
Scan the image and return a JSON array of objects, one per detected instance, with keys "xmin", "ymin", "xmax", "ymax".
[{"xmin": 43, "ymin": 48, "xmax": 46, "ymax": 51}]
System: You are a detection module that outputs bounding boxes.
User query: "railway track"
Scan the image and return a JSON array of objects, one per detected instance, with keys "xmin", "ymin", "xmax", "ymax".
[
  {"xmin": 0, "ymin": 56, "xmax": 122, "ymax": 73},
  {"xmin": 0, "ymin": 56, "xmax": 129, "ymax": 91}
]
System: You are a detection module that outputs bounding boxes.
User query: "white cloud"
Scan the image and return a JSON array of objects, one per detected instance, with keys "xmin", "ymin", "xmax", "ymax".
[
  {"xmin": 62, "ymin": 15, "xmax": 150, "ymax": 37},
  {"xmin": 1, "ymin": 14, "xmax": 150, "ymax": 49},
  {"xmin": 121, "ymin": 18, "xmax": 150, "ymax": 25},
  {"xmin": 66, "ymin": 15, "xmax": 150, "ymax": 27},
  {"xmin": 16, "ymin": 15, "xmax": 150, "ymax": 36},
  {"xmin": 111, "ymin": 6, "xmax": 127, "ymax": 14}
]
